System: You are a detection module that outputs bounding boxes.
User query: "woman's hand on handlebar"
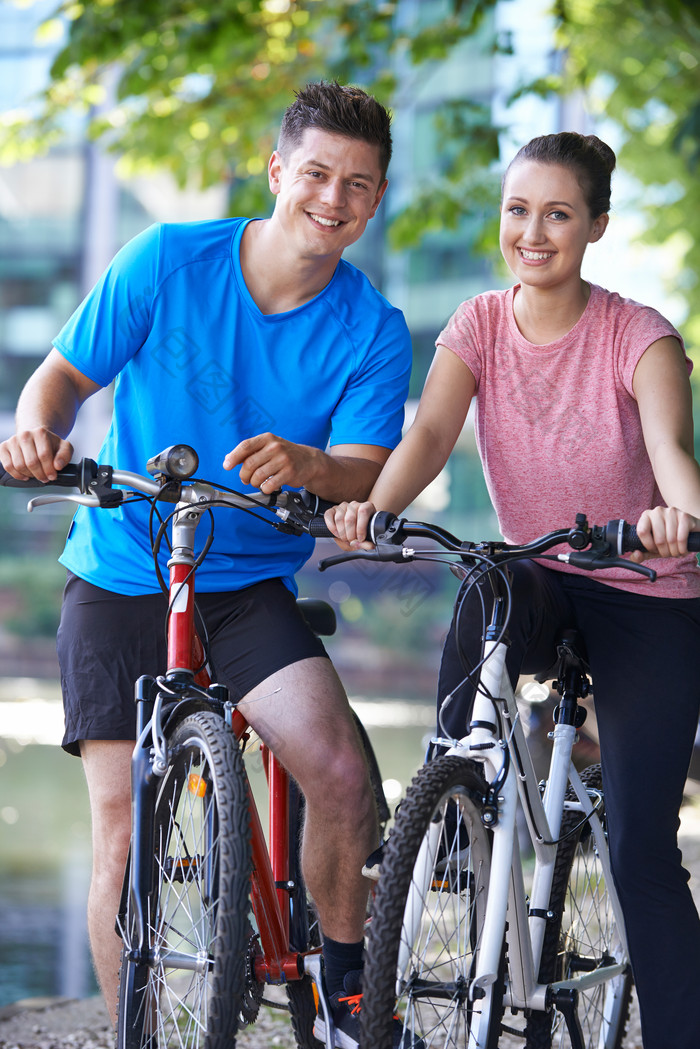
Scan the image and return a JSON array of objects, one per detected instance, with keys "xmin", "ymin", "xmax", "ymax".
[
  {"xmin": 0, "ymin": 428, "xmax": 74, "ymax": 484},
  {"xmin": 632, "ymin": 506, "xmax": 700, "ymax": 561},
  {"xmin": 324, "ymin": 500, "xmax": 377, "ymax": 551}
]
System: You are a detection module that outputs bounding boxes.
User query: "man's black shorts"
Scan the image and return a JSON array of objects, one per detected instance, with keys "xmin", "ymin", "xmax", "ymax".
[{"xmin": 57, "ymin": 572, "xmax": 328, "ymax": 756}]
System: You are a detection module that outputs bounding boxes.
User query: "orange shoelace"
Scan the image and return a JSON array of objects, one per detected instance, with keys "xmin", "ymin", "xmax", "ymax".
[
  {"xmin": 339, "ymin": 993, "xmax": 401, "ymax": 1024},
  {"xmin": 338, "ymin": 993, "xmax": 363, "ymax": 1015}
]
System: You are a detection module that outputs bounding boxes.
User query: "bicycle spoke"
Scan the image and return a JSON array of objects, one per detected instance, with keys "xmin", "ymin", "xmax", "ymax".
[{"xmin": 526, "ymin": 765, "xmax": 633, "ymax": 1049}]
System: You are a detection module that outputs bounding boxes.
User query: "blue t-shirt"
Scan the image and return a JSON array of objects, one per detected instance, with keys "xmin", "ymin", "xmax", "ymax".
[{"xmin": 55, "ymin": 219, "xmax": 412, "ymax": 595}]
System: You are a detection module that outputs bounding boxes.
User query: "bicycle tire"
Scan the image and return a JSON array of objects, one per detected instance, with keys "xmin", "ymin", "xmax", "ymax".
[
  {"xmin": 525, "ymin": 763, "xmax": 633, "ymax": 1049},
  {"xmin": 352, "ymin": 707, "xmax": 391, "ymax": 828},
  {"xmin": 360, "ymin": 755, "xmax": 503, "ymax": 1049},
  {"xmin": 117, "ymin": 711, "xmax": 251, "ymax": 1049}
]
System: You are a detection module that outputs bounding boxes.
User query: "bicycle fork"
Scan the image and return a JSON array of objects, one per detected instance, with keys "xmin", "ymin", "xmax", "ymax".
[
  {"xmin": 118, "ymin": 676, "xmax": 163, "ymax": 964},
  {"xmin": 440, "ymin": 636, "xmax": 586, "ymax": 1048},
  {"xmin": 450, "ymin": 637, "xmax": 521, "ymax": 1049}
]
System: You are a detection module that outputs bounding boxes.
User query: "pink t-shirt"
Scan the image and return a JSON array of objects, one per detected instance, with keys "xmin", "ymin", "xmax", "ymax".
[{"xmin": 437, "ymin": 282, "xmax": 700, "ymax": 597}]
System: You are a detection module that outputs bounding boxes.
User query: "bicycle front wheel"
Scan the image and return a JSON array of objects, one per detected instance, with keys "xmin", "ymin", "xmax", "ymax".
[
  {"xmin": 360, "ymin": 755, "xmax": 502, "ymax": 1049},
  {"xmin": 525, "ymin": 763, "xmax": 633, "ymax": 1049},
  {"xmin": 117, "ymin": 711, "xmax": 251, "ymax": 1049}
]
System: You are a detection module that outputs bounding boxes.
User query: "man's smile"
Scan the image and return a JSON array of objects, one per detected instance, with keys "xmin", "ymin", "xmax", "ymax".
[{"xmin": 308, "ymin": 213, "xmax": 343, "ymax": 228}]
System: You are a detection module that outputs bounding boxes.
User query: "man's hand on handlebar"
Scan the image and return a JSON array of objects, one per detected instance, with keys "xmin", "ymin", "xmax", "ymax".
[
  {"xmin": 324, "ymin": 500, "xmax": 377, "ymax": 551},
  {"xmin": 0, "ymin": 428, "xmax": 74, "ymax": 484},
  {"xmin": 632, "ymin": 506, "xmax": 700, "ymax": 562}
]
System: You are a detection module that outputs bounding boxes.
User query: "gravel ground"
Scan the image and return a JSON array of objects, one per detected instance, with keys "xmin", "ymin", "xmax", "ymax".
[
  {"xmin": 3, "ymin": 795, "xmax": 698, "ymax": 1049},
  {"xmin": 0, "ymin": 996, "xmax": 297, "ymax": 1049},
  {"xmin": 0, "ymin": 990, "xmax": 318, "ymax": 1049}
]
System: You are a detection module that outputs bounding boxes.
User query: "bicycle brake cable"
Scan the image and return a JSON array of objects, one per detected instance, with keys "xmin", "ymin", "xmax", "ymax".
[
  {"xmin": 145, "ymin": 495, "xmax": 216, "ymax": 669},
  {"xmin": 455, "ymin": 560, "xmax": 512, "ymax": 691},
  {"xmin": 437, "ymin": 556, "xmax": 511, "ymax": 739}
]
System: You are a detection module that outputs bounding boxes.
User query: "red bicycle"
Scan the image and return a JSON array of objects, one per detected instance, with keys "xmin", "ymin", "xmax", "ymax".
[{"xmin": 0, "ymin": 444, "xmax": 388, "ymax": 1049}]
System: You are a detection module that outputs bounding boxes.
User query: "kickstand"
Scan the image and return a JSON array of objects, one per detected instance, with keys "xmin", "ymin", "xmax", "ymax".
[
  {"xmin": 303, "ymin": 952, "xmax": 336, "ymax": 1049},
  {"xmin": 550, "ymin": 988, "xmax": 585, "ymax": 1049}
]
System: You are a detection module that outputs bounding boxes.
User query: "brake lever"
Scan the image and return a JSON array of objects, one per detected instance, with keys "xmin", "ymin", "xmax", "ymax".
[
  {"xmin": 27, "ymin": 489, "xmax": 138, "ymax": 512},
  {"xmin": 28, "ymin": 493, "xmax": 102, "ymax": 511},
  {"xmin": 319, "ymin": 545, "xmax": 414, "ymax": 571},
  {"xmin": 558, "ymin": 549, "xmax": 656, "ymax": 581}
]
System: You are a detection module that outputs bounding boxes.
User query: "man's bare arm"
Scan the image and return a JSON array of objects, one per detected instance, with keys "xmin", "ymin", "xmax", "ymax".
[{"xmin": 0, "ymin": 349, "xmax": 102, "ymax": 482}]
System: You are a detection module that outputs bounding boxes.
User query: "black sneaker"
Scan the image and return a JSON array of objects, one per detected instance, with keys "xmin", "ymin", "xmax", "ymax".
[
  {"xmin": 361, "ymin": 841, "xmax": 385, "ymax": 881},
  {"xmin": 313, "ymin": 969, "xmax": 425, "ymax": 1049}
]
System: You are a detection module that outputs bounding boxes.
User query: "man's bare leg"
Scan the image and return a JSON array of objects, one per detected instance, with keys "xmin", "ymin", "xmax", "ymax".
[
  {"xmin": 238, "ymin": 656, "xmax": 378, "ymax": 947},
  {"xmin": 81, "ymin": 739, "xmax": 134, "ymax": 1024}
]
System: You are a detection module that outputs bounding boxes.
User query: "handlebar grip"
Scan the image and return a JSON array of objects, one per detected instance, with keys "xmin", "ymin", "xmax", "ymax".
[
  {"xmin": 684, "ymin": 532, "xmax": 700, "ymax": 552},
  {"xmin": 298, "ymin": 489, "xmax": 336, "ymax": 516},
  {"xmin": 0, "ymin": 462, "xmax": 86, "ymax": 489},
  {"xmin": 0, "ymin": 468, "xmax": 44, "ymax": 488},
  {"xmin": 609, "ymin": 520, "xmax": 700, "ymax": 554},
  {"xmin": 308, "ymin": 516, "xmax": 334, "ymax": 538}
]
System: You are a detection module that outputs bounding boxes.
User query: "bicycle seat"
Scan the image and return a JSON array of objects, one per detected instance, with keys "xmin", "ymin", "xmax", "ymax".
[
  {"xmin": 534, "ymin": 628, "xmax": 590, "ymax": 683},
  {"xmin": 296, "ymin": 597, "xmax": 337, "ymax": 637}
]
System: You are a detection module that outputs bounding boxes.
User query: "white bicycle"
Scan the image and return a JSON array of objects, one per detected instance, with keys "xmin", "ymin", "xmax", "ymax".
[{"xmin": 320, "ymin": 511, "xmax": 700, "ymax": 1049}]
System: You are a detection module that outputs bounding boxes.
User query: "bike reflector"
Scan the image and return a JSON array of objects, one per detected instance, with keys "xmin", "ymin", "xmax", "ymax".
[{"xmin": 188, "ymin": 773, "xmax": 208, "ymax": 798}]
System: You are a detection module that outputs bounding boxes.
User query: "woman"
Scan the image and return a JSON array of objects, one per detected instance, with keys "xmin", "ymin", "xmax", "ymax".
[{"xmin": 326, "ymin": 132, "xmax": 700, "ymax": 1048}]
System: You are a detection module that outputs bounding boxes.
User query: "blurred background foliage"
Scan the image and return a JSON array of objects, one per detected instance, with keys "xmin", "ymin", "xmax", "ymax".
[
  {"xmin": 543, "ymin": 0, "xmax": 700, "ymax": 346},
  {"xmin": 0, "ymin": 0, "xmax": 698, "ymax": 335},
  {"xmin": 0, "ymin": 555, "xmax": 67, "ymax": 636}
]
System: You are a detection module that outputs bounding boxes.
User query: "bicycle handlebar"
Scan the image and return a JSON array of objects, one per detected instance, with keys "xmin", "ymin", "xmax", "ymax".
[
  {"xmin": 317, "ymin": 509, "xmax": 700, "ymax": 581},
  {"xmin": 603, "ymin": 518, "xmax": 700, "ymax": 554},
  {"xmin": 307, "ymin": 517, "xmax": 335, "ymax": 539},
  {"xmin": 5, "ymin": 454, "xmax": 700, "ymax": 574},
  {"xmin": 0, "ymin": 452, "xmax": 332, "ymax": 537},
  {"xmin": 0, "ymin": 462, "xmax": 89, "ymax": 489}
]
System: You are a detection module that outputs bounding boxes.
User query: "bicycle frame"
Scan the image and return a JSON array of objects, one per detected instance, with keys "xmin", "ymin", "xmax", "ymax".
[
  {"xmin": 123, "ymin": 493, "xmax": 320, "ymax": 989},
  {"xmin": 399, "ymin": 593, "xmax": 629, "ymax": 1049}
]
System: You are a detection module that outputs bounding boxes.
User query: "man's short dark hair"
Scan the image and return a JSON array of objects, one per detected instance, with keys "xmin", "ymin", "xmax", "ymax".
[{"xmin": 278, "ymin": 81, "xmax": 392, "ymax": 183}]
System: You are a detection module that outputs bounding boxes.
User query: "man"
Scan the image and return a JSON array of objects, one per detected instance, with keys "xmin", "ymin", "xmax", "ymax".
[{"xmin": 0, "ymin": 82, "xmax": 412, "ymax": 1048}]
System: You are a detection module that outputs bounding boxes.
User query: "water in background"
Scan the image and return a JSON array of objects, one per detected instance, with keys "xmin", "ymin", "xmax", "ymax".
[
  {"xmin": 0, "ymin": 694, "xmax": 97, "ymax": 1006},
  {"xmin": 0, "ymin": 679, "xmax": 433, "ymax": 1007}
]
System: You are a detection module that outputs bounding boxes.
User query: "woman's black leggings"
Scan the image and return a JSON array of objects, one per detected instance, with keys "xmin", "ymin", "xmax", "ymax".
[{"xmin": 436, "ymin": 561, "xmax": 700, "ymax": 1049}]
